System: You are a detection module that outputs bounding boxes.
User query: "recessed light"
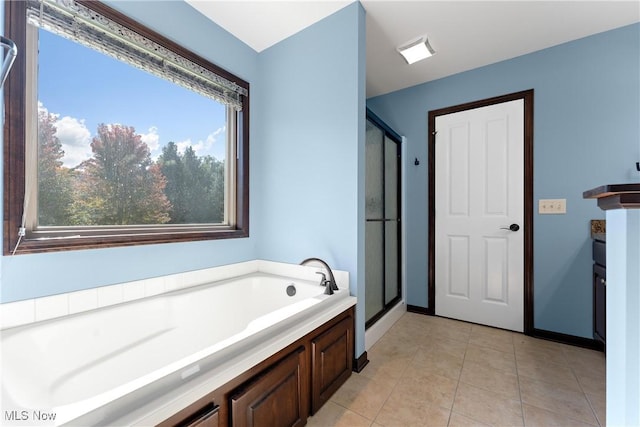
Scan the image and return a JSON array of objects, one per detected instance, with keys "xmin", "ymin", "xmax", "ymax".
[{"xmin": 397, "ymin": 37, "xmax": 435, "ymax": 65}]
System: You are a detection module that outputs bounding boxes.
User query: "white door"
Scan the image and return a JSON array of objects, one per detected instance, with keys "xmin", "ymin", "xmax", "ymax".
[{"xmin": 435, "ymin": 99, "xmax": 524, "ymax": 332}]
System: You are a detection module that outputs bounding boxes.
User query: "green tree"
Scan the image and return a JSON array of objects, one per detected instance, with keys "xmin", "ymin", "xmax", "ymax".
[
  {"xmin": 158, "ymin": 145, "xmax": 225, "ymax": 224},
  {"xmin": 182, "ymin": 146, "xmax": 208, "ymax": 222},
  {"xmin": 37, "ymin": 109, "xmax": 74, "ymax": 226},
  {"xmin": 158, "ymin": 142, "xmax": 187, "ymax": 223},
  {"xmin": 201, "ymin": 155, "xmax": 225, "ymax": 223},
  {"xmin": 74, "ymin": 124, "xmax": 171, "ymax": 225}
]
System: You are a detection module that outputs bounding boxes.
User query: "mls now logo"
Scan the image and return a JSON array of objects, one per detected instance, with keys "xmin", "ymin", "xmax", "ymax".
[
  {"xmin": 4, "ymin": 411, "xmax": 29, "ymax": 421},
  {"xmin": 4, "ymin": 410, "xmax": 57, "ymax": 422}
]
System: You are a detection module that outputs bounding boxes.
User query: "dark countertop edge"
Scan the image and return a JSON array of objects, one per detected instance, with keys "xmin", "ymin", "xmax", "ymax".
[{"xmin": 583, "ymin": 183, "xmax": 640, "ymax": 199}]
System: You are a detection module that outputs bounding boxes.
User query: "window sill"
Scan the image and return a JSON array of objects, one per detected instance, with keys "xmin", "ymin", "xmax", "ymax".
[{"xmin": 7, "ymin": 228, "xmax": 249, "ymax": 255}]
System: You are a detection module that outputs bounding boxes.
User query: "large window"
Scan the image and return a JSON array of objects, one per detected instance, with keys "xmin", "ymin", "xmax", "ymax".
[{"xmin": 3, "ymin": 0, "xmax": 249, "ymax": 255}]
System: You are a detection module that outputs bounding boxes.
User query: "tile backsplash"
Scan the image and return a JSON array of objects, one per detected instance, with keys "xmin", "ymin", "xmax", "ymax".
[
  {"xmin": 0, "ymin": 259, "xmax": 349, "ymax": 331},
  {"xmin": 0, "ymin": 261, "xmax": 257, "ymax": 330}
]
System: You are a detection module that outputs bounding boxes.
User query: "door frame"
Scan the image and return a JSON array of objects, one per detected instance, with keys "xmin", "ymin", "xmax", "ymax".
[{"xmin": 427, "ymin": 89, "xmax": 534, "ymax": 335}]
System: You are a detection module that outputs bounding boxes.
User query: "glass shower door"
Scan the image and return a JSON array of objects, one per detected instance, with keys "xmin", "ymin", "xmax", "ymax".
[{"xmin": 365, "ymin": 111, "xmax": 401, "ymax": 328}]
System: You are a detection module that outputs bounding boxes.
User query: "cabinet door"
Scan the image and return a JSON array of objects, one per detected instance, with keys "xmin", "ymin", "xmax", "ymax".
[
  {"xmin": 311, "ymin": 316, "xmax": 353, "ymax": 413},
  {"xmin": 231, "ymin": 347, "xmax": 308, "ymax": 427},
  {"xmin": 593, "ymin": 264, "xmax": 606, "ymax": 344}
]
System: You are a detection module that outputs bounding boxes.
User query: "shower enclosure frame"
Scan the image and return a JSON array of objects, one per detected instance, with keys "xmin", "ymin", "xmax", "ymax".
[{"xmin": 365, "ymin": 108, "xmax": 402, "ymax": 329}]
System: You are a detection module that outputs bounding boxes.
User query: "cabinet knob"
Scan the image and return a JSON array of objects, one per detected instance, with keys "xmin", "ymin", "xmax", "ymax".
[{"xmin": 601, "ymin": 278, "xmax": 606, "ymax": 286}]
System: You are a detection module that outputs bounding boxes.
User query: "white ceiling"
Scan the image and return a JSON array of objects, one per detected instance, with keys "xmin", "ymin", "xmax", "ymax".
[{"xmin": 186, "ymin": 0, "xmax": 640, "ymax": 97}]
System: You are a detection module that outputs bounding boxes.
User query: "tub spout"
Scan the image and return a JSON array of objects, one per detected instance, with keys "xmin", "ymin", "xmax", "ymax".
[{"xmin": 300, "ymin": 257, "xmax": 339, "ymax": 295}]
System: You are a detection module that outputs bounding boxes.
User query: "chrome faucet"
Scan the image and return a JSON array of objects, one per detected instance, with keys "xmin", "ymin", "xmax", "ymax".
[{"xmin": 300, "ymin": 257, "xmax": 339, "ymax": 295}]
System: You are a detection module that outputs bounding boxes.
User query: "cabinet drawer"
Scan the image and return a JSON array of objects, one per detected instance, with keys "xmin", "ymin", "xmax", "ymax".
[
  {"xmin": 593, "ymin": 240, "xmax": 606, "ymax": 266},
  {"xmin": 172, "ymin": 403, "xmax": 219, "ymax": 427},
  {"xmin": 185, "ymin": 408, "xmax": 219, "ymax": 427}
]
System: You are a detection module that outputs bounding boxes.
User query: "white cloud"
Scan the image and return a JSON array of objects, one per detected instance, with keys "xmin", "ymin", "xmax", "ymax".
[
  {"xmin": 38, "ymin": 101, "xmax": 56, "ymax": 117},
  {"xmin": 55, "ymin": 116, "xmax": 92, "ymax": 168},
  {"xmin": 139, "ymin": 126, "xmax": 160, "ymax": 152},
  {"xmin": 176, "ymin": 126, "xmax": 226, "ymax": 158},
  {"xmin": 176, "ymin": 139, "xmax": 191, "ymax": 154},
  {"xmin": 176, "ymin": 138, "xmax": 205, "ymax": 156},
  {"xmin": 206, "ymin": 125, "xmax": 225, "ymax": 147}
]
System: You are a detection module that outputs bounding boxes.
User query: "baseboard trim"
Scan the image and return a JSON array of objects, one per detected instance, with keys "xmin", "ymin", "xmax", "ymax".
[
  {"xmin": 532, "ymin": 328, "xmax": 604, "ymax": 351},
  {"xmin": 407, "ymin": 305, "xmax": 434, "ymax": 315},
  {"xmin": 365, "ymin": 302, "xmax": 406, "ymax": 350},
  {"xmin": 398, "ymin": 309, "xmax": 604, "ymax": 352},
  {"xmin": 396, "ymin": 308, "xmax": 602, "ymax": 351},
  {"xmin": 353, "ymin": 351, "xmax": 369, "ymax": 373}
]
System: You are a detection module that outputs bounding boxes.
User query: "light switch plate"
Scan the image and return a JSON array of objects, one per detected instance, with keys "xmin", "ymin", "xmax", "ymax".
[{"xmin": 539, "ymin": 199, "xmax": 566, "ymax": 214}]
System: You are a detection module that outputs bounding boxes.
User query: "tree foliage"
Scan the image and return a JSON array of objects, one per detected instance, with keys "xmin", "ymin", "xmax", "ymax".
[
  {"xmin": 74, "ymin": 124, "xmax": 171, "ymax": 225},
  {"xmin": 158, "ymin": 143, "xmax": 225, "ymax": 224},
  {"xmin": 37, "ymin": 116, "xmax": 225, "ymax": 227},
  {"xmin": 38, "ymin": 109, "xmax": 74, "ymax": 226}
]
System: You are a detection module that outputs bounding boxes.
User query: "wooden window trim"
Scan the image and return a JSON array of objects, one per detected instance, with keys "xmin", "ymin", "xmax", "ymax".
[{"xmin": 2, "ymin": 0, "xmax": 250, "ymax": 255}]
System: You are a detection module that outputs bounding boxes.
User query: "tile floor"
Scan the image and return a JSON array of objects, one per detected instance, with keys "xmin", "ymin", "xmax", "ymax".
[{"xmin": 307, "ymin": 312, "xmax": 606, "ymax": 427}]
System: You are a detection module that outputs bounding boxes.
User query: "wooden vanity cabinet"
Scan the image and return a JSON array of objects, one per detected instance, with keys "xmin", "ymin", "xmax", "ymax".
[
  {"xmin": 310, "ymin": 316, "xmax": 353, "ymax": 413},
  {"xmin": 173, "ymin": 403, "xmax": 219, "ymax": 427},
  {"xmin": 185, "ymin": 406, "xmax": 219, "ymax": 427},
  {"xmin": 159, "ymin": 307, "xmax": 354, "ymax": 427},
  {"xmin": 231, "ymin": 347, "xmax": 308, "ymax": 427}
]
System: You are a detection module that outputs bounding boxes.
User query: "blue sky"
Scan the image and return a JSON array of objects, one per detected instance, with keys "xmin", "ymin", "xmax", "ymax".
[{"xmin": 38, "ymin": 29, "xmax": 228, "ymax": 168}]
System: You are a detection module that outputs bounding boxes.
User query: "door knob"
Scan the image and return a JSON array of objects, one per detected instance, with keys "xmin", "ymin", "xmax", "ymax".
[{"xmin": 501, "ymin": 224, "xmax": 520, "ymax": 232}]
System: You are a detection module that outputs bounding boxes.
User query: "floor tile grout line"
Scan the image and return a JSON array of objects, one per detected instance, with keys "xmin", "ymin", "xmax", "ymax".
[
  {"xmin": 326, "ymin": 376, "xmax": 380, "ymax": 424},
  {"xmin": 510, "ymin": 332, "xmax": 527, "ymax": 426},
  {"xmin": 577, "ymin": 378, "xmax": 605, "ymax": 427},
  {"xmin": 353, "ymin": 340, "xmax": 420, "ymax": 426},
  {"xmin": 520, "ymin": 402, "xmax": 601, "ymax": 427},
  {"xmin": 515, "ymin": 364, "xmax": 603, "ymax": 425},
  {"xmin": 320, "ymin": 313, "xmax": 605, "ymax": 427},
  {"xmin": 368, "ymin": 347, "xmax": 414, "ymax": 424},
  {"xmin": 515, "ymin": 332, "xmax": 605, "ymax": 426},
  {"xmin": 446, "ymin": 337, "xmax": 469, "ymax": 426}
]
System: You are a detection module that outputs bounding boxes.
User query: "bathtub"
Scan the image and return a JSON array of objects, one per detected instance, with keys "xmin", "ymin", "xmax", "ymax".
[{"xmin": 0, "ymin": 261, "xmax": 356, "ymax": 426}]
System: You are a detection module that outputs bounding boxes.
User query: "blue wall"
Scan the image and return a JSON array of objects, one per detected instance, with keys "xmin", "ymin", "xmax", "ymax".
[
  {"xmin": 0, "ymin": 0, "xmax": 367, "ymax": 356},
  {"xmin": 253, "ymin": 2, "xmax": 366, "ymax": 352},
  {"xmin": 0, "ymin": 1, "xmax": 259, "ymax": 303},
  {"xmin": 367, "ymin": 23, "xmax": 640, "ymax": 338}
]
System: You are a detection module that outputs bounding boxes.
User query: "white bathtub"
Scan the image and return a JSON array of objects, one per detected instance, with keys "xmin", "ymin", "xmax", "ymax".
[{"xmin": 0, "ymin": 262, "xmax": 355, "ymax": 426}]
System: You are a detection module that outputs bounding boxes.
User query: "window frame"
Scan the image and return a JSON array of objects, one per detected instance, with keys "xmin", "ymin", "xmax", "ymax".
[{"xmin": 3, "ymin": 0, "xmax": 250, "ymax": 255}]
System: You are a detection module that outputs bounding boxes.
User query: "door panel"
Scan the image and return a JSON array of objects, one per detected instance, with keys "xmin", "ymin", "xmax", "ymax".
[
  {"xmin": 384, "ymin": 135, "xmax": 398, "ymax": 219},
  {"xmin": 384, "ymin": 220, "xmax": 399, "ymax": 304},
  {"xmin": 447, "ymin": 124, "xmax": 470, "ymax": 216},
  {"xmin": 484, "ymin": 237, "xmax": 508, "ymax": 302},
  {"xmin": 365, "ymin": 221, "xmax": 384, "ymax": 321},
  {"xmin": 365, "ymin": 111, "xmax": 402, "ymax": 327},
  {"xmin": 485, "ymin": 118, "xmax": 509, "ymax": 215},
  {"xmin": 366, "ymin": 122, "xmax": 384, "ymax": 219},
  {"xmin": 448, "ymin": 235, "xmax": 470, "ymax": 298},
  {"xmin": 435, "ymin": 99, "xmax": 524, "ymax": 332}
]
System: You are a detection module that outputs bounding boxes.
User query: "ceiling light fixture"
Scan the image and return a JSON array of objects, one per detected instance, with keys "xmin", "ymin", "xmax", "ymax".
[{"xmin": 397, "ymin": 37, "xmax": 435, "ymax": 65}]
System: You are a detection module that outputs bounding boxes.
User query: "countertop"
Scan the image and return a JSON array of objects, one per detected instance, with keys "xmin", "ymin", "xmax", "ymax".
[{"xmin": 583, "ymin": 183, "xmax": 640, "ymax": 210}]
